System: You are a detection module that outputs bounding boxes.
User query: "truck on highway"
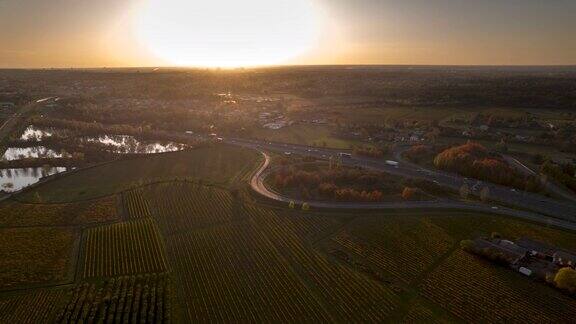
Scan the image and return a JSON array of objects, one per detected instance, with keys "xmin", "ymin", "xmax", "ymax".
[
  {"xmin": 338, "ymin": 152, "xmax": 352, "ymax": 158},
  {"xmin": 385, "ymin": 160, "xmax": 399, "ymax": 167}
]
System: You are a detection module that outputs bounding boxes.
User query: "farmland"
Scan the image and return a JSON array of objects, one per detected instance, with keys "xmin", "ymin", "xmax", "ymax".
[
  {"xmin": 0, "ymin": 289, "xmax": 66, "ymax": 323},
  {"xmin": 143, "ymin": 182, "xmax": 239, "ymax": 235},
  {"xmin": 1, "ymin": 144, "xmax": 576, "ymax": 322},
  {"xmin": 0, "ymin": 195, "xmax": 118, "ymax": 226},
  {"xmin": 421, "ymin": 250, "xmax": 576, "ymax": 322},
  {"xmin": 122, "ymin": 188, "xmax": 152, "ymax": 219},
  {"xmin": 0, "ymin": 227, "xmax": 79, "ymax": 289},
  {"xmin": 82, "ymin": 218, "xmax": 168, "ymax": 278},
  {"xmin": 55, "ymin": 274, "xmax": 174, "ymax": 323},
  {"xmin": 18, "ymin": 144, "xmax": 259, "ymax": 203},
  {"xmin": 251, "ymin": 124, "xmax": 370, "ymax": 149}
]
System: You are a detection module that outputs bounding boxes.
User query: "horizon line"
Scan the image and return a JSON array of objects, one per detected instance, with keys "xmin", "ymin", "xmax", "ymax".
[{"xmin": 2, "ymin": 63, "xmax": 576, "ymax": 71}]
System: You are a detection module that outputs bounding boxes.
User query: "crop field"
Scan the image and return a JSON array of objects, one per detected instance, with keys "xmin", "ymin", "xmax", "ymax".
[
  {"xmin": 3, "ymin": 142, "xmax": 576, "ymax": 322},
  {"xmin": 126, "ymin": 180, "xmax": 576, "ymax": 322},
  {"xmin": 0, "ymin": 227, "xmax": 79, "ymax": 290},
  {"xmin": 421, "ymin": 250, "xmax": 576, "ymax": 322},
  {"xmin": 0, "ymin": 288, "xmax": 66, "ymax": 323},
  {"xmin": 18, "ymin": 144, "xmax": 259, "ymax": 202},
  {"xmin": 55, "ymin": 274, "xmax": 173, "ymax": 323},
  {"xmin": 168, "ymin": 222, "xmax": 332, "ymax": 322},
  {"xmin": 251, "ymin": 124, "xmax": 371, "ymax": 149},
  {"xmin": 142, "ymin": 182, "xmax": 399, "ymax": 321},
  {"xmin": 82, "ymin": 218, "xmax": 168, "ymax": 278},
  {"xmin": 245, "ymin": 204, "xmax": 401, "ymax": 322},
  {"xmin": 277, "ymin": 210, "xmax": 344, "ymax": 242},
  {"xmin": 0, "ymin": 195, "xmax": 118, "ymax": 226},
  {"xmin": 427, "ymin": 212, "xmax": 576, "ymax": 251},
  {"xmin": 330, "ymin": 216, "xmax": 455, "ymax": 283},
  {"xmin": 320, "ymin": 211, "xmax": 576, "ymax": 321},
  {"xmin": 122, "ymin": 188, "xmax": 152, "ymax": 219},
  {"xmin": 335, "ymin": 106, "xmax": 464, "ymax": 125},
  {"xmin": 143, "ymin": 182, "xmax": 239, "ymax": 235}
]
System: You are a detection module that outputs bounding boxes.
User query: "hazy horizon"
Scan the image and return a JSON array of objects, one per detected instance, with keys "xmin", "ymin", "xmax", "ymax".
[{"xmin": 1, "ymin": 0, "xmax": 576, "ymax": 68}]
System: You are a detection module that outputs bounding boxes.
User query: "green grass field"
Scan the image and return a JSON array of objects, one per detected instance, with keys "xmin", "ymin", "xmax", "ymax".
[
  {"xmin": 18, "ymin": 144, "xmax": 259, "ymax": 203},
  {"xmin": 252, "ymin": 124, "xmax": 372, "ymax": 149}
]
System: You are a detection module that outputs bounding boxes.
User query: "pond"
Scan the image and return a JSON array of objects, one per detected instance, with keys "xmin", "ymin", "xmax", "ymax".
[
  {"xmin": 84, "ymin": 135, "xmax": 186, "ymax": 154},
  {"xmin": 12, "ymin": 127, "xmax": 187, "ymax": 158},
  {"xmin": 0, "ymin": 167, "xmax": 69, "ymax": 193},
  {"xmin": 20, "ymin": 125, "xmax": 53, "ymax": 141},
  {"xmin": 2, "ymin": 146, "xmax": 68, "ymax": 161}
]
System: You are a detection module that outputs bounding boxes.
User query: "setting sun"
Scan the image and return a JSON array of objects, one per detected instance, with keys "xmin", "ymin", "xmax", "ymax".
[{"xmin": 134, "ymin": 0, "xmax": 321, "ymax": 67}]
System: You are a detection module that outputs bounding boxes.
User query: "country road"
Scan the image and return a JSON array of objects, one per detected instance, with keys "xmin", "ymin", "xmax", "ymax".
[{"xmin": 226, "ymin": 137, "xmax": 576, "ymax": 226}]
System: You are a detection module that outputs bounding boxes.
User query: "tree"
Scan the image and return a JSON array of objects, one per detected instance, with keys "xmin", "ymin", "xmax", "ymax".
[
  {"xmin": 495, "ymin": 139, "xmax": 508, "ymax": 153},
  {"xmin": 401, "ymin": 187, "xmax": 417, "ymax": 200},
  {"xmin": 288, "ymin": 201, "xmax": 295, "ymax": 209},
  {"xmin": 459, "ymin": 184, "xmax": 470, "ymax": 200},
  {"xmin": 460, "ymin": 239, "xmax": 475, "ymax": 252},
  {"xmin": 480, "ymin": 186, "xmax": 491, "ymax": 202},
  {"xmin": 301, "ymin": 202, "xmax": 310, "ymax": 211},
  {"xmin": 532, "ymin": 153, "xmax": 547, "ymax": 165},
  {"xmin": 554, "ymin": 267, "xmax": 576, "ymax": 293}
]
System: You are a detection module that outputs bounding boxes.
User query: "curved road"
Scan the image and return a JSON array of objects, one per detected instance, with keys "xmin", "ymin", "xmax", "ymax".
[
  {"xmin": 227, "ymin": 138, "xmax": 576, "ymax": 229},
  {"xmin": 247, "ymin": 151, "xmax": 576, "ymax": 231}
]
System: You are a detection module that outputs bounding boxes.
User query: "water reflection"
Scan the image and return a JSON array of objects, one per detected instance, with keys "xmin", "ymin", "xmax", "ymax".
[
  {"xmin": 2, "ymin": 146, "xmax": 68, "ymax": 161},
  {"xmin": 0, "ymin": 167, "xmax": 68, "ymax": 192},
  {"xmin": 20, "ymin": 125, "xmax": 53, "ymax": 141},
  {"xmin": 84, "ymin": 135, "xmax": 186, "ymax": 154}
]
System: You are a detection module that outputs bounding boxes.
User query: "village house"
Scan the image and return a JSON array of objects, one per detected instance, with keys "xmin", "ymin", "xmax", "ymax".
[
  {"xmin": 470, "ymin": 236, "xmax": 576, "ymax": 280},
  {"xmin": 553, "ymin": 251, "xmax": 576, "ymax": 268}
]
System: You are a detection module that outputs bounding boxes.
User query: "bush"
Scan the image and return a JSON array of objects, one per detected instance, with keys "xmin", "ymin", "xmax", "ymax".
[
  {"xmin": 554, "ymin": 267, "xmax": 576, "ymax": 293},
  {"xmin": 460, "ymin": 240, "xmax": 475, "ymax": 252},
  {"xmin": 434, "ymin": 141, "xmax": 539, "ymax": 191}
]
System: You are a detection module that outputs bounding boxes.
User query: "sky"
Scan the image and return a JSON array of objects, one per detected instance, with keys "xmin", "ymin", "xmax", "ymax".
[{"xmin": 1, "ymin": 0, "xmax": 575, "ymax": 68}]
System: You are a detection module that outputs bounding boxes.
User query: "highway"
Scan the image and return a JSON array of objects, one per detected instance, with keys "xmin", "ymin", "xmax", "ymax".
[
  {"xmin": 502, "ymin": 154, "xmax": 576, "ymax": 202},
  {"xmin": 226, "ymin": 137, "xmax": 576, "ymax": 224},
  {"xmin": 247, "ymin": 151, "xmax": 576, "ymax": 231}
]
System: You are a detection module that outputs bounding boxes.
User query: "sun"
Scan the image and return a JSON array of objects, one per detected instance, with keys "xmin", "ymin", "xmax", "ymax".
[{"xmin": 134, "ymin": 0, "xmax": 321, "ymax": 67}]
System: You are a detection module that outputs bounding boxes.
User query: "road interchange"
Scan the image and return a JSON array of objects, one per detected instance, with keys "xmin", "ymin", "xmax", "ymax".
[{"xmin": 226, "ymin": 137, "xmax": 576, "ymax": 229}]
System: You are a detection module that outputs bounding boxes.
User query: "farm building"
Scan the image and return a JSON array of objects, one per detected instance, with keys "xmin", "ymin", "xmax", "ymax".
[
  {"xmin": 516, "ymin": 237, "xmax": 557, "ymax": 258},
  {"xmin": 553, "ymin": 251, "xmax": 576, "ymax": 268},
  {"xmin": 473, "ymin": 238, "xmax": 529, "ymax": 265}
]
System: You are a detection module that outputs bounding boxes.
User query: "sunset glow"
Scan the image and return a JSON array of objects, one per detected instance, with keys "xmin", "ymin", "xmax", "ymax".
[{"xmin": 134, "ymin": 0, "xmax": 321, "ymax": 67}]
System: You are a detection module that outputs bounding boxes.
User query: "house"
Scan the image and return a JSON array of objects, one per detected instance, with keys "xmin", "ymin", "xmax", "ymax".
[
  {"xmin": 516, "ymin": 237, "xmax": 557, "ymax": 258},
  {"xmin": 474, "ymin": 238, "xmax": 529, "ymax": 265},
  {"xmin": 553, "ymin": 251, "xmax": 576, "ymax": 268}
]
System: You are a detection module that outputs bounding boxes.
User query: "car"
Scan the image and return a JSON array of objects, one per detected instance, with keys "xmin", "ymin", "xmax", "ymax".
[{"xmin": 491, "ymin": 206, "xmax": 499, "ymax": 210}]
